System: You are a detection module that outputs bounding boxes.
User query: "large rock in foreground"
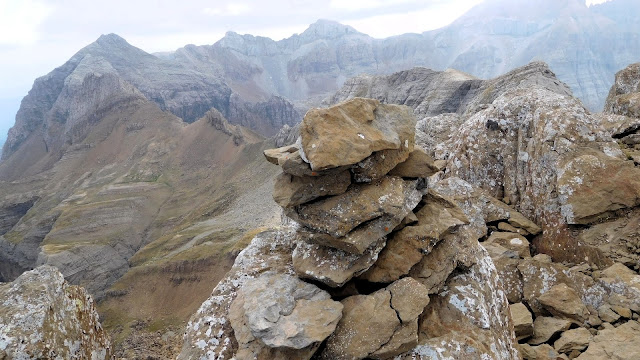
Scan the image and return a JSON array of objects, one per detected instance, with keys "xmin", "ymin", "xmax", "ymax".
[{"xmin": 0, "ymin": 265, "xmax": 112, "ymax": 359}]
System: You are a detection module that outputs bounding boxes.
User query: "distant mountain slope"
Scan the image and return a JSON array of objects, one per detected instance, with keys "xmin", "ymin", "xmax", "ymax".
[
  {"xmin": 0, "ymin": 34, "xmax": 300, "ymax": 160},
  {"xmin": 166, "ymin": 0, "xmax": 639, "ymax": 112}
]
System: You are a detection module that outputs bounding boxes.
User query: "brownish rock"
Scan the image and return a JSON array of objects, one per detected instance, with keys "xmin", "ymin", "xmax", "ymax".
[
  {"xmin": 528, "ymin": 317, "xmax": 571, "ymax": 345},
  {"xmin": 538, "ymin": 283, "xmax": 589, "ymax": 325},
  {"xmin": 576, "ymin": 321, "xmax": 640, "ymax": 359},
  {"xmin": 484, "ymin": 243, "xmax": 524, "ymax": 304},
  {"xmin": 388, "ymin": 147, "xmax": 439, "ymax": 178},
  {"xmin": 362, "ymin": 190, "xmax": 468, "ymax": 283},
  {"xmin": 519, "ymin": 343, "xmax": 561, "ymax": 360},
  {"xmin": 300, "ymin": 98, "xmax": 415, "ymax": 170},
  {"xmin": 554, "ymin": 327, "xmax": 592, "ymax": 354},
  {"xmin": 289, "ymin": 176, "xmax": 423, "ymax": 254},
  {"xmin": 272, "ymin": 170, "xmax": 351, "ymax": 207},
  {"xmin": 264, "ymin": 144, "xmax": 298, "ymax": 165},
  {"xmin": 321, "ymin": 278, "xmax": 429, "ymax": 360},
  {"xmin": 557, "ymin": 152, "xmax": 640, "ymax": 225},
  {"xmin": 351, "ymin": 148, "xmax": 410, "ymax": 183},
  {"xmin": 510, "ymin": 303, "xmax": 534, "ymax": 340},
  {"xmin": 292, "ymin": 238, "xmax": 386, "ymax": 288},
  {"xmin": 484, "ymin": 231, "xmax": 531, "ymax": 258},
  {"xmin": 387, "ymin": 277, "xmax": 431, "ymax": 323}
]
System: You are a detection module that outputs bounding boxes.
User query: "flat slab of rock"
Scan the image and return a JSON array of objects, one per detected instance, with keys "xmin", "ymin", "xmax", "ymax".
[
  {"xmin": 510, "ymin": 303, "xmax": 534, "ymax": 340},
  {"xmin": 321, "ymin": 278, "xmax": 429, "ymax": 360},
  {"xmin": 554, "ymin": 327, "xmax": 592, "ymax": 354},
  {"xmin": 292, "ymin": 238, "xmax": 386, "ymax": 287},
  {"xmin": 0, "ymin": 266, "xmax": 112, "ymax": 360},
  {"xmin": 300, "ymin": 98, "xmax": 416, "ymax": 170},
  {"xmin": 528, "ymin": 317, "xmax": 571, "ymax": 345},
  {"xmin": 485, "ymin": 231, "xmax": 531, "ymax": 258},
  {"xmin": 361, "ymin": 190, "xmax": 468, "ymax": 283},
  {"xmin": 273, "ymin": 170, "xmax": 351, "ymax": 207},
  {"xmin": 538, "ymin": 283, "xmax": 589, "ymax": 325},
  {"xmin": 287, "ymin": 176, "xmax": 420, "ymax": 239},
  {"xmin": 576, "ymin": 321, "xmax": 640, "ymax": 359},
  {"xmin": 351, "ymin": 148, "xmax": 410, "ymax": 183},
  {"xmin": 389, "ymin": 147, "xmax": 440, "ymax": 178},
  {"xmin": 229, "ymin": 272, "xmax": 343, "ymax": 349}
]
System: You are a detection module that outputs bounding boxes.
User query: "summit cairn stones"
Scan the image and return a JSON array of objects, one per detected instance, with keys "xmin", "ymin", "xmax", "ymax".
[{"xmin": 266, "ymin": 98, "xmax": 426, "ymax": 287}]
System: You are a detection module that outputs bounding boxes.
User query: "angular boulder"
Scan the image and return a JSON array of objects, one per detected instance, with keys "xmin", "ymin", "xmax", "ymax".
[
  {"xmin": 292, "ymin": 238, "xmax": 386, "ymax": 287},
  {"xmin": 321, "ymin": 278, "xmax": 430, "ymax": 360},
  {"xmin": 0, "ymin": 266, "xmax": 111, "ymax": 360},
  {"xmin": 229, "ymin": 272, "xmax": 343, "ymax": 349},
  {"xmin": 300, "ymin": 98, "xmax": 416, "ymax": 170},
  {"xmin": 272, "ymin": 170, "xmax": 351, "ymax": 208},
  {"xmin": 538, "ymin": 283, "xmax": 589, "ymax": 325}
]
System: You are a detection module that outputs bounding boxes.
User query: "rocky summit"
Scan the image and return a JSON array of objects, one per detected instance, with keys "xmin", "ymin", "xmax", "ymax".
[{"xmin": 180, "ymin": 98, "xmax": 521, "ymax": 359}]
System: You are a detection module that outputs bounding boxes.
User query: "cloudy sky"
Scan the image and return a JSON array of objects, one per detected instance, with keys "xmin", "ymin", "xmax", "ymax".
[{"xmin": 0, "ymin": 0, "xmax": 611, "ymax": 140}]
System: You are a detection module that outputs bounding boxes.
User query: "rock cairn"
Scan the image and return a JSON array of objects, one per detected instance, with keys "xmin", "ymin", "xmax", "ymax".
[{"xmin": 179, "ymin": 98, "xmax": 523, "ymax": 359}]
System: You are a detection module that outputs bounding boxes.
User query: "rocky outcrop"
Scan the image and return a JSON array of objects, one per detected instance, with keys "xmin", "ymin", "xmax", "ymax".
[
  {"xmin": 181, "ymin": 98, "xmax": 520, "ymax": 359},
  {"xmin": 605, "ymin": 62, "xmax": 640, "ymax": 118},
  {"xmin": 0, "ymin": 265, "xmax": 111, "ymax": 359}
]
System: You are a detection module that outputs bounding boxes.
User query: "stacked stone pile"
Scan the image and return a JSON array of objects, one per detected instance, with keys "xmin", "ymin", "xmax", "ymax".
[{"xmin": 179, "ymin": 98, "xmax": 525, "ymax": 359}]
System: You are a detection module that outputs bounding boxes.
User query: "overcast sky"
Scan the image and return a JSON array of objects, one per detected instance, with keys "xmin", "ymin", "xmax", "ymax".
[{"xmin": 0, "ymin": 0, "xmax": 611, "ymax": 138}]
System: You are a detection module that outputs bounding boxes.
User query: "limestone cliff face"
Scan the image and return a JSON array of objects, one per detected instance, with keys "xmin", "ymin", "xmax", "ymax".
[{"xmin": 167, "ymin": 0, "xmax": 640, "ymax": 113}]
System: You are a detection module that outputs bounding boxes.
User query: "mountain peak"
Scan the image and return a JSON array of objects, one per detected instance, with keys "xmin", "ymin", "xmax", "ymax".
[
  {"xmin": 300, "ymin": 19, "xmax": 362, "ymax": 40},
  {"xmin": 95, "ymin": 33, "xmax": 129, "ymax": 46}
]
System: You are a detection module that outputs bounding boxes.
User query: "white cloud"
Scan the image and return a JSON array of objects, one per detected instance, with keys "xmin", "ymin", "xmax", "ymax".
[
  {"xmin": 343, "ymin": 0, "xmax": 484, "ymax": 37},
  {"xmin": 0, "ymin": 0, "xmax": 52, "ymax": 45},
  {"xmin": 329, "ymin": 0, "xmax": 416, "ymax": 11},
  {"xmin": 586, "ymin": 0, "xmax": 612, "ymax": 5},
  {"xmin": 204, "ymin": 3, "xmax": 251, "ymax": 16}
]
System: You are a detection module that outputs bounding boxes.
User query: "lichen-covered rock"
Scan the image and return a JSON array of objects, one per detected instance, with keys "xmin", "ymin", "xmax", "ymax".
[
  {"xmin": 292, "ymin": 238, "xmax": 386, "ymax": 287},
  {"xmin": 178, "ymin": 229, "xmax": 298, "ymax": 359},
  {"xmin": 272, "ymin": 170, "xmax": 351, "ymax": 207},
  {"xmin": 538, "ymin": 283, "xmax": 590, "ymax": 325},
  {"xmin": 576, "ymin": 321, "xmax": 640, "ymax": 360},
  {"xmin": 438, "ymin": 85, "xmax": 636, "ymax": 265},
  {"xmin": 229, "ymin": 272, "xmax": 342, "ymax": 349},
  {"xmin": 605, "ymin": 63, "xmax": 640, "ymax": 118},
  {"xmin": 288, "ymin": 176, "xmax": 423, "ymax": 254},
  {"xmin": 321, "ymin": 278, "xmax": 430, "ymax": 360},
  {"xmin": 416, "ymin": 245, "xmax": 519, "ymax": 360},
  {"xmin": 361, "ymin": 190, "xmax": 468, "ymax": 283},
  {"xmin": 300, "ymin": 98, "xmax": 415, "ymax": 170},
  {"xmin": 0, "ymin": 265, "xmax": 111, "ymax": 359},
  {"xmin": 517, "ymin": 257, "xmax": 607, "ymax": 316}
]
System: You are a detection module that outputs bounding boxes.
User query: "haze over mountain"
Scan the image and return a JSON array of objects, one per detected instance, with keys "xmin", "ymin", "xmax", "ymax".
[{"xmin": 163, "ymin": 0, "xmax": 637, "ymax": 113}]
